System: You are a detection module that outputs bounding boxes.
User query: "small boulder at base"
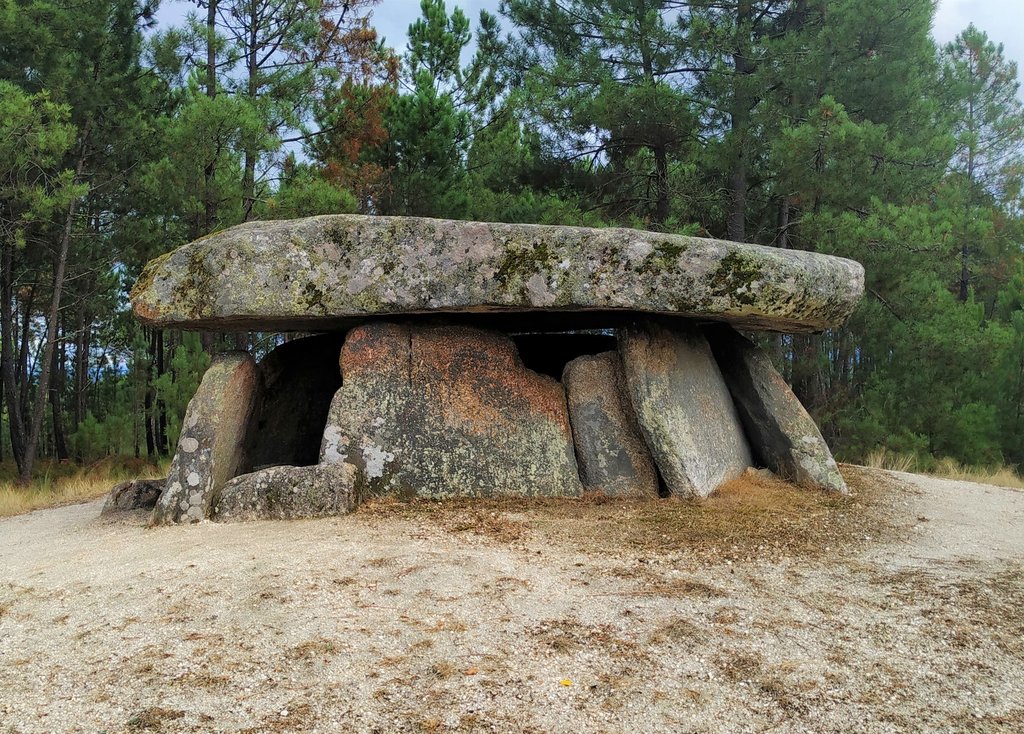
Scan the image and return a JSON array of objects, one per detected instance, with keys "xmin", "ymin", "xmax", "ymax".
[
  {"xmin": 152, "ymin": 352, "xmax": 261, "ymax": 524},
  {"xmin": 619, "ymin": 321, "xmax": 752, "ymax": 498},
  {"xmin": 102, "ymin": 479, "xmax": 164, "ymax": 515},
  {"xmin": 563, "ymin": 352, "xmax": 659, "ymax": 497},
  {"xmin": 320, "ymin": 322, "xmax": 583, "ymax": 499},
  {"xmin": 706, "ymin": 325, "xmax": 848, "ymax": 494},
  {"xmin": 247, "ymin": 333, "xmax": 345, "ymax": 469},
  {"xmin": 213, "ymin": 463, "xmax": 358, "ymax": 521}
]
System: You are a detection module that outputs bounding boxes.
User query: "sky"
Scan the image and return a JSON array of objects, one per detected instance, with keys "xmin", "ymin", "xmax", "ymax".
[{"xmin": 154, "ymin": 0, "xmax": 1024, "ymax": 78}]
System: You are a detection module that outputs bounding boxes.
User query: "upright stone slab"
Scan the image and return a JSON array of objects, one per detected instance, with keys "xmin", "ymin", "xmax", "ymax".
[
  {"xmin": 706, "ymin": 326, "xmax": 848, "ymax": 494},
  {"xmin": 563, "ymin": 352, "xmax": 659, "ymax": 498},
  {"xmin": 619, "ymin": 321, "xmax": 752, "ymax": 498},
  {"xmin": 152, "ymin": 352, "xmax": 261, "ymax": 524},
  {"xmin": 247, "ymin": 333, "xmax": 344, "ymax": 469},
  {"xmin": 320, "ymin": 322, "xmax": 583, "ymax": 499}
]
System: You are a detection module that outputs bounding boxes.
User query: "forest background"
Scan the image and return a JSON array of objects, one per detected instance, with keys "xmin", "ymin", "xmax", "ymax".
[{"xmin": 2, "ymin": 0, "xmax": 1024, "ymax": 488}]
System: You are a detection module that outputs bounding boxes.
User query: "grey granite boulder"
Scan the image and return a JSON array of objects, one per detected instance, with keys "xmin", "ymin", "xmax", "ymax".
[
  {"xmin": 131, "ymin": 215, "xmax": 864, "ymax": 333},
  {"xmin": 320, "ymin": 322, "xmax": 583, "ymax": 499},
  {"xmin": 706, "ymin": 326, "xmax": 848, "ymax": 494},
  {"xmin": 247, "ymin": 333, "xmax": 344, "ymax": 469},
  {"xmin": 563, "ymin": 352, "xmax": 659, "ymax": 497},
  {"xmin": 101, "ymin": 479, "xmax": 164, "ymax": 515},
  {"xmin": 619, "ymin": 321, "xmax": 752, "ymax": 497},
  {"xmin": 213, "ymin": 463, "xmax": 358, "ymax": 521},
  {"xmin": 151, "ymin": 352, "xmax": 261, "ymax": 524}
]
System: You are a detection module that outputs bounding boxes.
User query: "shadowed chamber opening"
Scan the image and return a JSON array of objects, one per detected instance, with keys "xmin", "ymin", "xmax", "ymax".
[
  {"xmin": 511, "ymin": 331, "xmax": 618, "ymax": 380},
  {"xmin": 246, "ymin": 333, "xmax": 346, "ymax": 469}
]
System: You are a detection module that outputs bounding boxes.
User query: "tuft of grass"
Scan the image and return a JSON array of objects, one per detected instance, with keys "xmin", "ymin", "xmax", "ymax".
[
  {"xmin": 928, "ymin": 457, "xmax": 1024, "ymax": 490},
  {"xmin": 863, "ymin": 449, "xmax": 1024, "ymax": 490},
  {"xmin": 0, "ymin": 458, "xmax": 165, "ymax": 518},
  {"xmin": 864, "ymin": 447, "xmax": 916, "ymax": 473}
]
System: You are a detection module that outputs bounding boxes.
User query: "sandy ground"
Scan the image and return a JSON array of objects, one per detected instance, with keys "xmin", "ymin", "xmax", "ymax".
[{"xmin": 0, "ymin": 468, "xmax": 1022, "ymax": 734}]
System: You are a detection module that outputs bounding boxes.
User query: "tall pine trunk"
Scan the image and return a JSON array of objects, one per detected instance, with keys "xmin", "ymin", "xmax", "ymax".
[
  {"xmin": 1, "ymin": 243, "xmax": 27, "ymax": 473},
  {"xmin": 19, "ymin": 139, "xmax": 88, "ymax": 485}
]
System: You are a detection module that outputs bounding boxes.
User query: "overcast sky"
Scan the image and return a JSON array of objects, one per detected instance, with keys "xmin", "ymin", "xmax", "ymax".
[{"xmin": 154, "ymin": 0, "xmax": 1024, "ymax": 78}]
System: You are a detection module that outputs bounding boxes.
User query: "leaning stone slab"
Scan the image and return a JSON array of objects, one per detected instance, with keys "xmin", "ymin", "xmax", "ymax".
[
  {"xmin": 213, "ymin": 463, "xmax": 358, "ymax": 521},
  {"xmin": 131, "ymin": 215, "xmax": 864, "ymax": 334},
  {"xmin": 151, "ymin": 352, "xmax": 261, "ymax": 524},
  {"xmin": 563, "ymin": 352, "xmax": 659, "ymax": 498},
  {"xmin": 619, "ymin": 321, "xmax": 752, "ymax": 498},
  {"xmin": 706, "ymin": 326, "xmax": 848, "ymax": 494},
  {"xmin": 247, "ymin": 333, "xmax": 344, "ymax": 469},
  {"xmin": 320, "ymin": 322, "xmax": 583, "ymax": 499},
  {"xmin": 101, "ymin": 479, "xmax": 164, "ymax": 515}
]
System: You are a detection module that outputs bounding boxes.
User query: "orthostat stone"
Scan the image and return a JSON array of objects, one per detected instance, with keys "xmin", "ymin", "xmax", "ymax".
[
  {"xmin": 706, "ymin": 325, "xmax": 848, "ymax": 494},
  {"xmin": 131, "ymin": 215, "xmax": 864, "ymax": 333},
  {"xmin": 214, "ymin": 463, "xmax": 359, "ymax": 521},
  {"xmin": 563, "ymin": 352, "xmax": 660, "ymax": 498},
  {"xmin": 319, "ymin": 322, "xmax": 583, "ymax": 499},
  {"xmin": 151, "ymin": 352, "xmax": 261, "ymax": 524},
  {"xmin": 619, "ymin": 321, "xmax": 752, "ymax": 497}
]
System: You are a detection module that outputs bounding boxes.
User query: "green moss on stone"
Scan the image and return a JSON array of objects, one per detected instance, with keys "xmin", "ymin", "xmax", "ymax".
[{"xmin": 711, "ymin": 251, "xmax": 764, "ymax": 306}]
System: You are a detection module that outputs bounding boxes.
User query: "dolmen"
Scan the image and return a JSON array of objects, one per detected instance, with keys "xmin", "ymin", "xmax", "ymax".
[{"xmin": 116, "ymin": 215, "xmax": 864, "ymax": 524}]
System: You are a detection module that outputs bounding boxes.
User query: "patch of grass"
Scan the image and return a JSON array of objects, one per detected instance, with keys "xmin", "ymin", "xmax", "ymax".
[
  {"xmin": 864, "ymin": 447, "xmax": 916, "ymax": 473},
  {"xmin": 929, "ymin": 457, "xmax": 1024, "ymax": 490},
  {"xmin": 0, "ymin": 457, "xmax": 165, "ymax": 518},
  {"xmin": 864, "ymin": 449, "xmax": 1024, "ymax": 490}
]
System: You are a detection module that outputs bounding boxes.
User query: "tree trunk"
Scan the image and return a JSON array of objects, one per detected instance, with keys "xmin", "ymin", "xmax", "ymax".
[
  {"xmin": 203, "ymin": 0, "xmax": 219, "ymax": 233},
  {"xmin": 727, "ymin": 1, "xmax": 754, "ymax": 243},
  {"xmin": 19, "ymin": 141, "xmax": 87, "ymax": 485},
  {"xmin": 0, "ymin": 243, "xmax": 27, "ymax": 473},
  {"xmin": 653, "ymin": 144, "xmax": 669, "ymax": 228},
  {"xmin": 241, "ymin": 1, "xmax": 259, "ymax": 222},
  {"xmin": 50, "ymin": 329, "xmax": 69, "ymax": 461},
  {"xmin": 156, "ymin": 329, "xmax": 169, "ymax": 456}
]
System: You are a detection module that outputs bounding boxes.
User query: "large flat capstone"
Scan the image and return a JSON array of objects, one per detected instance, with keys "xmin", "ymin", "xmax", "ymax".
[{"xmin": 131, "ymin": 215, "xmax": 864, "ymax": 333}]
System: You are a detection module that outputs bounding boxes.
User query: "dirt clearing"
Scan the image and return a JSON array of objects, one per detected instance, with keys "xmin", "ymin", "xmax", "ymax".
[{"xmin": 0, "ymin": 466, "xmax": 1021, "ymax": 733}]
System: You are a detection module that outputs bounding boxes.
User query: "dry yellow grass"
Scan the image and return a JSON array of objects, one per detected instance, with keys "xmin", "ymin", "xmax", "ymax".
[
  {"xmin": 864, "ymin": 448, "xmax": 1024, "ymax": 490},
  {"xmin": 0, "ymin": 458, "xmax": 164, "ymax": 518},
  {"xmin": 360, "ymin": 467, "xmax": 905, "ymax": 562}
]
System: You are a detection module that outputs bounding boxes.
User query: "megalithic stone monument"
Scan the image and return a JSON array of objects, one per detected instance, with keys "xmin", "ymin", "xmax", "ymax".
[{"xmin": 117, "ymin": 214, "xmax": 863, "ymax": 523}]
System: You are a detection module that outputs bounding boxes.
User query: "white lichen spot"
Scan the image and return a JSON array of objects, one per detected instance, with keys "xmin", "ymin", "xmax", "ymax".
[
  {"xmin": 525, "ymin": 273, "xmax": 556, "ymax": 307},
  {"xmin": 360, "ymin": 441, "xmax": 395, "ymax": 479},
  {"xmin": 626, "ymin": 239, "xmax": 654, "ymax": 265},
  {"xmin": 186, "ymin": 471, "xmax": 201, "ymax": 487},
  {"xmin": 320, "ymin": 425, "xmax": 349, "ymax": 464},
  {"xmin": 180, "ymin": 437, "xmax": 200, "ymax": 453}
]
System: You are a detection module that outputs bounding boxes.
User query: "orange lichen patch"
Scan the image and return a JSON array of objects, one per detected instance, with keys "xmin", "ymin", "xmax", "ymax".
[
  {"xmin": 412, "ymin": 326, "xmax": 572, "ymax": 432},
  {"xmin": 340, "ymin": 322, "xmax": 411, "ymax": 378}
]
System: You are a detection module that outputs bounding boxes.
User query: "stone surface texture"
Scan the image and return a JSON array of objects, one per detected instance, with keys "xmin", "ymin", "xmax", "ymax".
[
  {"xmin": 320, "ymin": 322, "xmax": 583, "ymax": 499},
  {"xmin": 131, "ymin": 215, "xmax": 864, "ymax": 333},
  {"xmin": 152, "ymin": 352, "xmax": 261, "ymax": 524},
  {"xmin": 101, "ymin": 479, "xmax": 164, "ymax": 515},
  {"xmin": 563, "ymin": 352, "xmax": 659, "ymax": 497},
  {"xmin": 707, "ymin": 326, "xmax": 848, "ymax": 494},
  {"xmin": 213, "ymin": 463, "xmax": 358, "ymax": 521},
  {"xmin": 619, "ymin": 321, "xmax": 752, "ymax": 498},
  {"xmin": 247, "ymin": 333, "xmax": 344, "ymax": 469}
]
